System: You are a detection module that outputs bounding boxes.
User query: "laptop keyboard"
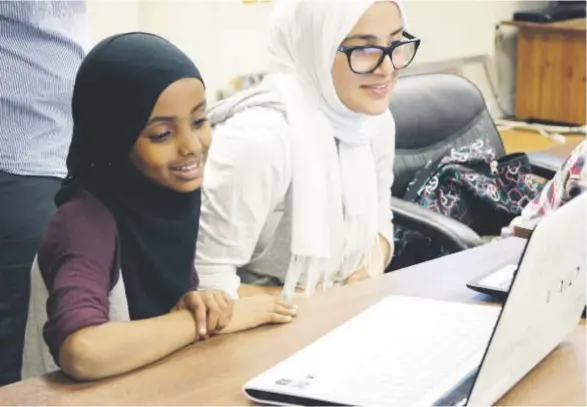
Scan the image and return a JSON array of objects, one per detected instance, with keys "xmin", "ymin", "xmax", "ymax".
[
  {"xmin": 479, "ymin": 265, "xmax": 517, "ymax": 290},
  {"xmin": 252, "ymin": 296, "xmax": 501, "ymax": 406}
]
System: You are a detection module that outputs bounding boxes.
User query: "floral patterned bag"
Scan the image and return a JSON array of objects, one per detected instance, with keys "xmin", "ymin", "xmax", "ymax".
[{"xmin": 390, "ymin": 138, "xmax": 544, "ymax": 270}]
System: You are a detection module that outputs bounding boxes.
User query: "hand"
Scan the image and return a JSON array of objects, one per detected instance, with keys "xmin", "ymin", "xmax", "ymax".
[
  {"xmin": 220, "ymin": 294, "xmax": 298, "ymax": 334},
  {"xmin": 344, "ymin": 268, "xmax": 370, "ymax": 285},
  {"xmin": 172, "ymin": 290, "xmax": 233, "ymax": 340},
  {"xmin": 344, "ymin": 235, "xmax": 390, "ymax": 286}
]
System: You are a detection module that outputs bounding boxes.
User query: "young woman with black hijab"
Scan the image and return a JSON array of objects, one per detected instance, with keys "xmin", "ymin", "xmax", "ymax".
[{"xmin": 21, "ymin": 32, "xmax": 297, "ymax": 382}]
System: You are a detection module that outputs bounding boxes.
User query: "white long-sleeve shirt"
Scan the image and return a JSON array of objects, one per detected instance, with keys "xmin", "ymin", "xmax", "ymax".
[{"xmin": 196, "ymin": 106, "xmax": 395, "ymax": 298}]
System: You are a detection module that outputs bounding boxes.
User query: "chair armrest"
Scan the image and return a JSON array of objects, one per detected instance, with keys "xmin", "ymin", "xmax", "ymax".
[
  {"xmin": 527, "ymin": 153, "xmax": 565, "ymax": 180},
  {"xmin": 390, "ymin": 196, "xmax": 484, "ymax": 252}
]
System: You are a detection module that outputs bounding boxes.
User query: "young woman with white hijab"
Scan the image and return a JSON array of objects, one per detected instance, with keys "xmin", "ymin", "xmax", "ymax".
[{"xmin": 196, "ymin": 0, "xmax": 420, "ymax": 303}]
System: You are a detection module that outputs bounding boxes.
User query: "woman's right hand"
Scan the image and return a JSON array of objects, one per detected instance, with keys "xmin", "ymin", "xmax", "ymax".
[
  {"xmin": 172, "ymin": 290, "xmax": 233, "ymax": 340},
  {"xmin": 220, "ymin": 294, "xmax": 298, "ymax": 334}
]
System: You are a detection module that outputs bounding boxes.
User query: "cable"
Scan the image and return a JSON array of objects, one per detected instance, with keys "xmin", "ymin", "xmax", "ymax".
[
  {"xmin": 494, "ymin": 118, "xmax": 586, "ymax": 144},
  {"xmin": 480, "ymin": 24, "xmax": 509, "ymax": 118}
]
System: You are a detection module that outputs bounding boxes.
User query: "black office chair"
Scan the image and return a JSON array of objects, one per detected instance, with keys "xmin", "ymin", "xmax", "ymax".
[{"xmin": 388, "ymin": 73, "xmax": 563, "ymax": 256}]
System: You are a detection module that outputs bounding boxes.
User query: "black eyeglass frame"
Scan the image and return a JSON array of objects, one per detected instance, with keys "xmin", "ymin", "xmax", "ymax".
[{"xmin": 337, "ymin": 31, "xmax": 421, "ymax": 74}]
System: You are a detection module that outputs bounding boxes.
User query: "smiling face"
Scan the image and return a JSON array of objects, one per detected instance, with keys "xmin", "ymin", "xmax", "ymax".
[
  {"xmin": 331, "ymin": 1, "xmax": 403, "ymax": 115},
  {"xmin": 130, "ymin": 77, "xmax": 211, "ymax": 193}
]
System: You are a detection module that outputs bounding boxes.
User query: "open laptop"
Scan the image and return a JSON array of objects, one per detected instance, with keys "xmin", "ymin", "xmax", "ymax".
[
  {"xmin": 467, "ymin": 197, "xmax": 587, "ymax": 320},
  {"xmin": 243, "ymin": 193, "xmax": 586, "ymax": 406}
]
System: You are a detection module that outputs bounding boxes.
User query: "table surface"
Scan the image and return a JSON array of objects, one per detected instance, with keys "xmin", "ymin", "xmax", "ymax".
[
  {"xmin": 0, "ymin": 238, "xmax": 584, "ymax": 406},
  {"xmin": 543, "ymin": 139, "xmax": 584, "ymax": 159}
]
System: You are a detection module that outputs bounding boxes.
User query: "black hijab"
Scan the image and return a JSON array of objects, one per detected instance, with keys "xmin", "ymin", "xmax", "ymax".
[{"xmin": 57, "ymin": 32, "xmax": 204, "ymax": 320}]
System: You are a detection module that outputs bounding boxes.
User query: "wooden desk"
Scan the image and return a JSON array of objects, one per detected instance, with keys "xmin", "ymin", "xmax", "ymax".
[
  {"xmin": 0, "ymin": 239, "xmax": 584, "ymax": 406},
  {"xmin": 513, "ymin": 220, "xmax": 539, "ymax": 239},
  {"xmin": 502, "ymin": 18, "xmax": 586, "ymax": 125},
  {"xmin": 543, "ymin": 138, "xmax": 584, "ymax": 159},
  {"xmin": 500, "ymin": 128, "xmax": 585, "ymax": 155}
]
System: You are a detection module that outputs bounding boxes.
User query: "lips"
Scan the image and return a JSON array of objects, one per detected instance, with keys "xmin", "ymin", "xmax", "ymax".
[
  {"xmin": 361, "ymin": 81, "xmax": 393, "ymax": 99},
  {"xmin": 362, "ymin": 82, "xmax": 391, "ymax": 90}
]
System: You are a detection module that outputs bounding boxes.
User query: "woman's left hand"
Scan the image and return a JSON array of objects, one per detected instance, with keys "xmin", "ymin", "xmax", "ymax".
[
  {"xmin": 344, "ymin": 268, "xmax": 370, "ymax": 285},
  {"xmin": 344, "ymin": 234, "xmax": 391, "ymax": 285}
]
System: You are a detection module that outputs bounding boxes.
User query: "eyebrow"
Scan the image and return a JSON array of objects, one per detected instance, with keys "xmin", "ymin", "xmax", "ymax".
[
  {"xmin": 147, "ymin": 100, "xmax": 207, "ymax": 125},
  {"xmin": 344, "ymin": 26, "xmax": 404, "ymax": 42}
]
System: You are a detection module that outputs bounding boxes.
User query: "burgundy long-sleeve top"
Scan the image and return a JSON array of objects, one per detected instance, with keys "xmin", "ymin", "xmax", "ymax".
[{"xmin": 38, "ymin": 189, "xmax": 198, "ymax": 362}]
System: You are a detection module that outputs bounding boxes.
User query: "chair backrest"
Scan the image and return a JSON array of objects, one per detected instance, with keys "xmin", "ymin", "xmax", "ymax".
[{"xmin": 389, "ymin": 73, "xmax": 505, "ymax": 197}]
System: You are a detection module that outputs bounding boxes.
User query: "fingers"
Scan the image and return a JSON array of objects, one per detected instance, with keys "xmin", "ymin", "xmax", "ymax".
[
  {"xmin": 178, "ymin": 291, "xmax": 237, "ymax": 340},
  {"xmin": 190, "ymin": 294, "xmax": 208, "ymax": 339},
  {"xmin": 273, "ymin": 297, "xmax": 297, "ymax": 309},
  {"xmin": 266, "ymin": 297, "xmax": 298, "ymax": 325},
  {"xmin": 205, "ymin": 301, "xmax": 220, "ymax": 335},
  {"xmin": 269, "ymin": 313, "xmax": 294, "ymax": 324},
  {"xmin": 274, "ymin": 303, "xmax": 298, "ymax": 317},
  {"xmin": 214, "ymin": 291, "xmax": 234, "ymax": 322},
  {"xmin": 273, "ymin": 296, "xmax": 298, "ymax": 310},
  {"xmin": 221, "ymin": 291, "xmax": 234, "ymax": 321},
  {"xmin": 345, "ymin": 269, "xmax": 369, "ymax": 285},
  {"xmin": 344, "ymin": 274, "xmax": 359, "ymax": 284},
  {"xmin": 216, "ymin": 291, "xmax": 233, "ymax": 331},
  {"xmin": 202, "ymin": 291, "xmax": 233, "ymax": 333},
  {"xmin": 216, "ymin": 311, "xmax": 229, "ymax": 332}
]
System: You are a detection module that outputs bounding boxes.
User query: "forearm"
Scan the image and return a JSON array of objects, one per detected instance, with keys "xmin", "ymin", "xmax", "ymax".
[
  {"xmin": 59, "ymin": 310, "xmax": 196, "ymax": 381},
  {"xmin": 238, "ymin": 283, "xmax": 282, "ymax": 298}
]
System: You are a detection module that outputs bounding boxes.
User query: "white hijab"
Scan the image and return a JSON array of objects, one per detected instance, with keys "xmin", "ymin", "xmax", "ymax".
[{"xmin": 265, "ymin": 0, "xmax": 403, "ymax": 300}]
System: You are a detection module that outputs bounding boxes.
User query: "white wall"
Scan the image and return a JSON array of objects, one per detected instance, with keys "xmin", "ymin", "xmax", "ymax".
[
  {"xmin": 403, "ymin": 0, "xmax": 545, "ymax": 65},
  {"xmin": 138, "ymin": 0, "xmax": 274, "ymax": 101},
  {"xmin": 87, "ymin": 0, "xmax": 140, "ymax": 45},
  {"xmin": 87, "ymin": 0, "xmax": 549, "ymax": 108}
]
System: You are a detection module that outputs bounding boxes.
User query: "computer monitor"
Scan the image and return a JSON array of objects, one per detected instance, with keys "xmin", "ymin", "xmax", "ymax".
[
  {"xmin": 553, "ymin": 0, "xmax": 586, "ymax": 7},
  {"xmin": 514, "ymin": 0, "xmax": 585, "ymax": 22}
]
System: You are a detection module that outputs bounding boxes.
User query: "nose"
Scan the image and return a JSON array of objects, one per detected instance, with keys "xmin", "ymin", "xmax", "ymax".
[
  {"xmin": 376, "ymin": 52, "xmax": 394, "ymax": 76},
  {"xmin": 177, "ymin": 126, "xmax": 203, "ymax": 157}
]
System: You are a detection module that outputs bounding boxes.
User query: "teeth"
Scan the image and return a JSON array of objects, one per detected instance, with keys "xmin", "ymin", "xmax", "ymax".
[{"xmin": 174, "ymin": 162, "xmax": 199, "ymax": 171}]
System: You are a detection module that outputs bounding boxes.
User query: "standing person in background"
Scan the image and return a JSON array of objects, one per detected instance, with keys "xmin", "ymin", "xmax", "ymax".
[{"xmin": 0, "ymin": 1, "xmax": 88, "ymax": 385}]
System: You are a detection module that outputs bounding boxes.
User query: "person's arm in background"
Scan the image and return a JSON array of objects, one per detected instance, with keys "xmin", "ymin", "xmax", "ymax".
[
  {"xmin": 346, "ymin": 114, "xmax": 396, "ymax": 284},
  {"xmin": 41, "ymin": 203, "xmax": 231, "ymax": 382},
  {"xmin": 501, "ymin": 141, "xmax": 587, "ymax": 238},
  {"xmin": 196, "ymin": 107, "xmax": 297, "ymax": 325}
]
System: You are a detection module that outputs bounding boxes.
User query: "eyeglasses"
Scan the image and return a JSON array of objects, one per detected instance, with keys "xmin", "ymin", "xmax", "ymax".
[{"xmin": 337, "ymin": 31, "xmax": 421, "ymax": 74}]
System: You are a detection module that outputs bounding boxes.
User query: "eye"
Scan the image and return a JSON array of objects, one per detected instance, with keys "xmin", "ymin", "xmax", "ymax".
[
  {"xmin": 354, "ymin": 47, "xmax": 381, "ymax": 55},
  {"xmin": 192, "ymin": 118, "xmax": 208, "ymax": 129},
  {"xmin": 148, "ymin": 130, "xmax": 172, "ymax": 142}
]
